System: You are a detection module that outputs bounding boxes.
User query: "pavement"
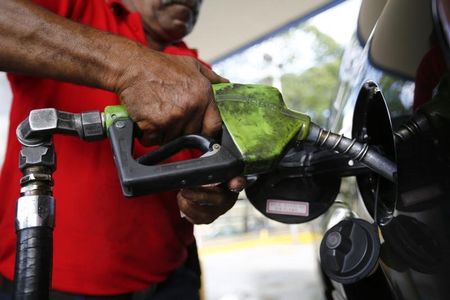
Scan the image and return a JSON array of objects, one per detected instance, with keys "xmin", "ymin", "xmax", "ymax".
[{"xmin": 197, "ymin": 231, "xmax": 326, "ymax": 300}]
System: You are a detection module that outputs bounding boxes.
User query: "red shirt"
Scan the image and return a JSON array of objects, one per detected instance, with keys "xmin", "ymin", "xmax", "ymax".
[
  {"xmin": 413, "ymin": 45, "xmax": 446, "ymax": 110},
  {"xmin": 0, "ymin": 0, "xmax": 203, "ymax": 295}
]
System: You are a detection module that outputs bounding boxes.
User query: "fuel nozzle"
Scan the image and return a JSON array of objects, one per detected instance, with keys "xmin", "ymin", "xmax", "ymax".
[{"xmin": 213, "ymin": 83, "xmax": 397, "ymax": 182}]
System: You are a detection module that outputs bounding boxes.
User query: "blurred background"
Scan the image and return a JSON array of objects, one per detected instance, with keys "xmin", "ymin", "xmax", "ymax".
[{"xmin": 0, "ymin": 1, "xmax": 361, "ymax": 299}]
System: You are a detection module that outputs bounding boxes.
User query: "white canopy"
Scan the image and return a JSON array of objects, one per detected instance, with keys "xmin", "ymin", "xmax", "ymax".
[{"xmin": 185, "ymin": 0, "xmax": 340, "ymax": 64}]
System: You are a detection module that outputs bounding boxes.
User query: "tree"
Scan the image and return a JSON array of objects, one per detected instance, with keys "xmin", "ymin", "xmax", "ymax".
[
  {"xmin": 282, "ymin": 59, "xmax": 341, "ymax": 125},
  {"xmin": 270, "ymin": 24, "xmax": 344, "ymax": 126}
]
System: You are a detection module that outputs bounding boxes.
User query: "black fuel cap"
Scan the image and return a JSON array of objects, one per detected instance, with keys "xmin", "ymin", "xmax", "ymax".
[{"xmin": 320, "ymin": 218, "xmax": 380, "ymax": 284}]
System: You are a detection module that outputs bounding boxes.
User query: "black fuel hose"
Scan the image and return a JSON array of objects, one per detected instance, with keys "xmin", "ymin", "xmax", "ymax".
[
  {"xmin": 14, "ymin": 163, "xmax": 55, "ymax": 300},
  {"xmin": 393, "ymin": 113, "xmax": 430, "ymax": 144},
  {"xmin": 14, "ymin": 227, "xmax": 52, "ymax": 300},
  {"xmin": 307, "ymin": 123, "xmax": 397, "ymax": 182}
]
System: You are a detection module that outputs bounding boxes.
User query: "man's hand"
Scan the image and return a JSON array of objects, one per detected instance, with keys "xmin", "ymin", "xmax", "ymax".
[
  {"xmin": 177, "ymin": 177, "xmax": 246, "ymax": 224},
  {"xmin": 117, "ymin": 50, "xmax": 228, "ymax": 145}
]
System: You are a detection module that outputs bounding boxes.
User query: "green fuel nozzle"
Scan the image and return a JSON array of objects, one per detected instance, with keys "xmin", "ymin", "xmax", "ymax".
[
  {"xmin": 102, "ymin": 83, "xmax": 397, "ymax": 196},
  {"xmin": 212, "ymin": 83, "xmax": 396, "ymax": 182},
  {"xmin": 212, "ymin": 83, "xmax": 311, "ymax": 174}
]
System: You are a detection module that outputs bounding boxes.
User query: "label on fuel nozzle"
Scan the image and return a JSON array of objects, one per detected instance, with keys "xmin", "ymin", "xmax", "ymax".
[{"xmin": 266, "ymin": 199, "xmax": 309, "ymax": 217}]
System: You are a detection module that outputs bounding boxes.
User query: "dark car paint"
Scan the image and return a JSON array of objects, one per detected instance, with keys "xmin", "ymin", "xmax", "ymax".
[{"xmin": 317, "ymin": 1, "xmax": 450, "ymax": 299}]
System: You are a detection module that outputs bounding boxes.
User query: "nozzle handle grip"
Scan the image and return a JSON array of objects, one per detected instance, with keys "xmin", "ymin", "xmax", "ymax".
[{"xmin": 108, "ymin": 118, "xmax": 244, "ymax": 196}]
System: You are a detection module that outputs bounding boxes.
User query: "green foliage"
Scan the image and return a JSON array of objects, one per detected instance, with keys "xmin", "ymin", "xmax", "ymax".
[
  {"xmin": 302, "ymin": 25, "xmax": 343, "ymax": 64},
  {"xmin": 281, "ymin": 60, "xmax": 340, "ymax": 125},
  {"xmin": 277, "ymin": 24, "xmax": 344, "ymax": 126}
]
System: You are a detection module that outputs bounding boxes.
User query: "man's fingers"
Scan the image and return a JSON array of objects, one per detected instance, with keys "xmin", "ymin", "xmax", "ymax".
[
  {"xmin": 177, "ymin": 191, "xmax": 217, "ymax": 224},
  {"xmin": 180, "ymin": 109, "xmax": 203, "ymax": 137},
  {"xmin": 161, "ymin": 116, "xmax": 192, "ymax": 144},
  {"xmin": 139, "ymin": 133, "xmax": 162, "ymax": 146},
  {"xmin": 177, "ymin": 186, "xmax": 239, "ymax": 224},
  {"xmin": 201, "ymin": 99, "xmax": 222, "ymax": 137},
  {"xmin": 227, "ymin": 176, "xmax": 246, "ymax": 193},
  {"xmin": 180, "ymin": 187, "xmax": 221, "ymax": 204},
  {"xmin": 136, "ymin": 120, "xmax": 163, "ymax": 146},
  {"xmin": 199, "ymin": 64, "xmax": 229, "ymax": 83},
  {"xmin": 198, "ymin": 65, "xmax": 227, "ymax": 137}
]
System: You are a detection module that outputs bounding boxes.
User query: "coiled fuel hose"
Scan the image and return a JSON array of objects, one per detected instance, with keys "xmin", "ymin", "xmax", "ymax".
[{"xmin": 307, "ymin": 123, "xmax": 397, "ymax": 182}]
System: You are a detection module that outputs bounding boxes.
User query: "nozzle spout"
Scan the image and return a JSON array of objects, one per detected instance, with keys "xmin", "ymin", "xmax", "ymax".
[{"xmin": 307, "ymin": 123, "xmax": 397, "ymax": 182}]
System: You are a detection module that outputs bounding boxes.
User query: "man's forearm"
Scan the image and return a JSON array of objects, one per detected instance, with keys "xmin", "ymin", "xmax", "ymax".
[
  {"xmin": 0, "ymin": 0, "xmax": 225, "ymax": 145},
  {"xmin": 0, "ymin": 0, "xmax": 145, "ymax": 91}
]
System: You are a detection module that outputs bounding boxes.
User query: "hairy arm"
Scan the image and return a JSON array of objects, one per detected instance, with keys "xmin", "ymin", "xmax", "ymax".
[
  {"xmin": 0, "ymin": 0, "xmax": 136, "ymax": 90},
  {"xmin": 0, "ymin": 0, "xmax": 226, "ymax": 143}
]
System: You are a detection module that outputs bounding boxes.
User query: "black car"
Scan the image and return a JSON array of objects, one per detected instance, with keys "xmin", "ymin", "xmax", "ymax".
[{"xmin": 315, "ymin": 0, "xmax": 450, "ymax": 299}]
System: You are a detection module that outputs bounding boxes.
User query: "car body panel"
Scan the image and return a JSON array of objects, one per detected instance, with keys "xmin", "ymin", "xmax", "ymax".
[{"xmin": 317, "ymin": 0, "xmax": 450, "ymax": 299}]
